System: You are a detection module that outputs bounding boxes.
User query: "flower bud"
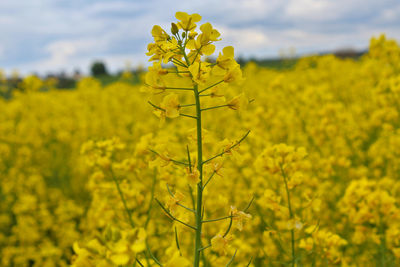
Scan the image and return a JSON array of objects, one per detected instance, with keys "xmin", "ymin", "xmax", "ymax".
[{"xmin": 171, "ymin": 23, "xmax": 179, "ymax": 35}]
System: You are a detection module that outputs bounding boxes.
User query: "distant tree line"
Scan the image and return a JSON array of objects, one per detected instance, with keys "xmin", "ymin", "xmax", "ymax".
[{"xmin": 1, "ymin": 50, "xmax": 367, "ymax": 96}]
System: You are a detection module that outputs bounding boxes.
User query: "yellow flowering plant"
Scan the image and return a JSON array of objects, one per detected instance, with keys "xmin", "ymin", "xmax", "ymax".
[
  {"xmin": 3, "ymin": 9, "xmax": 400, "ymax": 267},
  {"xmin": 141, "ymin": 11, "xmax": 252, "ymax": 266}
]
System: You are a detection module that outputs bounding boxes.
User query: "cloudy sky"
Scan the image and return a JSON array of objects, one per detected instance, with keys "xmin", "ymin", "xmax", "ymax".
[{"xmin": 1, "ymin": 0, "xmax": 400, "ymax": 75}]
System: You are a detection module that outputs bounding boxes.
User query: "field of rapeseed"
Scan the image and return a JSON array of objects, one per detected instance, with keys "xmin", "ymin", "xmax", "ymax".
[{"xmin": 1, "ymin": 12, "xmax": 400, "ymax": 267}]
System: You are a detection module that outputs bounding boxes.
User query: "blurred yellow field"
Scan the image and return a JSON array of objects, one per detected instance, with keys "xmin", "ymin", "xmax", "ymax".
[{"xmin": 1, "ymin": 11, "xmax": 400, "ymax": 267}]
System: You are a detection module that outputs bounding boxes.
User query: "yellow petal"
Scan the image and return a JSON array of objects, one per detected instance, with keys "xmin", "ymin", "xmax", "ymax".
[
  {"xmin": 175, "ymin": 12, "xmax": 188, "ymax": 21},
  {"xmin": 110, "ymin": 253, "xmax": 130, "ymax": 265},
  {"xmin": 192, "ymin": 14, "xmax": 202, "ymax": 22},
  {"xmin": 202, "ymin": 44, "xmax": 215, "ymax": 56},
  {"xmin": 200, "ymin": 23, "xmax": 212, "ymax": 34},
  {"xmin": 223, "ymin": 46, "xmax": 234, "ymax": 58}
]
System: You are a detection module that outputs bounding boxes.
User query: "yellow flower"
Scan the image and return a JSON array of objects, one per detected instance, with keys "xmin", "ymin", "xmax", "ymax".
[
  {"xmin": 260, "ymin": 189, "xmax": 282, "ymax": 212},
  {"xmin": 110, "ymin": 253, "xmax": 130, "ymax": 266},
  {"xmin": 188, "ymin": 62, "xmax": 211, "ymax": 84},
  {"xmin": 186, "ymin": 22, "xmax": 220, "ymax": 57},
  {"xmin": 211, "ymin": 234, "xmax": 232, "ymax": 255},
  {"xmin": 175, "ymin": 12, "xmax": 202, "ymax": 31},
  {"xmin": 71, "ymin": 242, "xmax": 92, "ymax": 267},
  {"xmin": 166, "ymin": 191, "xmax": 185, "ymax": 215},
  {"xmin": 149, "ymin": 148, "xmax": 172, "ymax": 168},
  {"xmin": 227, "ymin": 93, "xmax": 248, "ymax": 111},
  {"xmin": 223, "ymin": 65, "xmax": 243, "ymax": 83},
  {"xmin": 151, "ymin": 25, "xmax": 170, "ymax": 42},
  {"xmin": 216, "ymin": 46, "xmax": 236, "ymax": 70},
  {"xmin": 209, "ymin": 82, "xmax": 227, "ymax": 98},
  {"xmin": 165, "ymin": 251, "xmax": 190, "ymax": 267},
  {"xmin": 230, "ymin": 206, "xmax": 252, "ymax": 231},
  {"xmin": 392, "ymin": 247, "xmax": 400, "ymax": 258},
  {"xmin": 131, "ymin": 228, "xmax": 147, "ymax": 253},
  {"xmin": 161, "ymin": 93, "xmax": 180, "ymax": 118},
  {"xmin": 142, "ymin": 61, "xmax": 173, "ymax": 93},
  {"xmin": 199, "ymin": 23, "xmax": 220, "ymax": 43},
  {"xmin": 205, "ymin": 158, "xmax": 225, "ymax": 176},
  {"xmin": 286, "ymin": 218, "xmax": 303, "ymax": 231},
  {"xmin": 299, "ymin": 237, "xmax": 314, "ymax": 251},
  {"xmin": 153, "ymin": 94, "xmax": 181, "ymax": 122},
  {"xmin": 186, "ymin": 167, "xmax": 200, "ymax": 186},
  {"xmin": 287, "ymin": 171, "xmax": 304, "ymax": 189},
  {"xmin": 97, "ymin": 156, "xmax": 111, "ymax": 169}
]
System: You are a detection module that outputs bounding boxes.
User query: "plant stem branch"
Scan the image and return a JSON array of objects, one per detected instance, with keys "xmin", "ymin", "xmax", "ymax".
[
  {"xmin": 199, "ymin": 80, "xmax": 224, "ymax": 94},
  {"xmin": 202, "ymin": 171, "xmax": 216, "ymax": 189},
  {"xmin": 155, "ymin": 198, "xmax": 197, "ymax": 230},
  {"xmin": 201, "ymin": 104, "xmax": 229, "ymax": 112},
  {"xmin": 181, "ymin": 44, "xmax": 205, "ymax": 266},
  {"xmin": 109, "ymin": 168, "xmax": 135, "ymax": 228},
  {"xmin": 280, "ymin": 164, "xmax": 295, "ymax": 267},
  {"xmin": 149, "ymin": 148, "xmax": 189, "ymax": 166},
  {"xmin": 203, "ymin": 130, "xmax": 250, "ymax": 164},
  {"xmin": 202, "ymin": 215, "xmax": 235, "ymax": 223}
]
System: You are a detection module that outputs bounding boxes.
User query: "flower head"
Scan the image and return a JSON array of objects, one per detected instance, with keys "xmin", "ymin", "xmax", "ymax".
[
  {"xmin": 175, "ymin": 12, "xmax": 202, "ymax": 31},
  {"xmin": 161, "ymin": 93, "xmax": 180, "ymax": 118},
  {"xmin": 211, "ymin": 234, "xmax": 232, "ymax": 255},
  {"xmin": 230, "ymin": 206, "xmax": 252, "ymax": 231}
]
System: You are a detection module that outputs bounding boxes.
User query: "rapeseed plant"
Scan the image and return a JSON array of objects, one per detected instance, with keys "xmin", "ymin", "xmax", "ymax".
[
  {"xmin": 141, "ymin": 12, "xmax": 252, "ymax": 266},
  {"xmin": 2, "ymin": 12, "xmax": 400, "ymax": 267}
]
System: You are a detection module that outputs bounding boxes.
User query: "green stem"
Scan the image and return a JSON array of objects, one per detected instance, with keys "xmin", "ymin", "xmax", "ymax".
[
  {"xmin": 198, "ymin": 244, "xmax": 211, "ymax": 251},
  {"xmin": 199, "ymin": 80, "xmax": 224, "ymax": 94},
  {"xmin": 181, "ymin": 42, "xmax": 204, "ymax": 267},
  {"xmin": 280, "ymin": 165, "xmax": 295, "ymax": 267},
  {"xmin": 171, "ymin": 58, "xmax": 188, "ymax": 68},
  {"xmin": 202, "ymin": 215, "xmax": 234, "ymax": 223},
  {"xmin": 191, "ymin": 45, "xmax": 203, "ymax": 65},
  {"xmin": 181, "ymin": 40, "xmax": 203, "ymax": 267},
  {"xmin": 144, "ymin": 171, "xmax": 157, "ymax": 228},
  {"xmin": 164, "ymin": 87, "xmax": 193, "ymax": 90},
  {"xmin": 180, "ymin": 103, "xmax": 196, "ymax": 107},
  {"xmin": 180, "ymin": 113, "xmax": 198, "ymax": 119},
  {"xmin": 201, "ymin": 104, "xmax": 229, "ymax": 112},
  {"xmin": 109, "ymin": 168, "xmax": 135, "ymax": 228},
  {"xmin": 136, "ymin": 258, "xmax": 145, "ymax": 267},
  {"xmin": 202, "ymin": 171, "xmax": 216, "ymax": 189},
  {"xmin": 148, "ymin": 148, "xmax": 190, "ymax": 166},
  {"xmin": 168, "ymin": 70, "xmax": 190, "ymax": 74},
  {"xmin": 378, "ymin": 216, "xmax": 387, "ymax": 267},
  {"xmin": 155, "ymin": 198, "xmax": 197, "ymax": 230},
  {"xmin": 193, "ymin": 83, "xmax": 204, "ymax": 267}
]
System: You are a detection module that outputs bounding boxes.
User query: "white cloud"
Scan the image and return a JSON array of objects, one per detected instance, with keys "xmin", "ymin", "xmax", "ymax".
[
  {"xmin": 17, "ymin": 51, "xmax": 147, "ymax": 75},
  {"xmin": 216, "ymin": 26, "xmax": 270, "ymax": 52},
  {"xmin": 285, "ymin": 0, "xmax": 399, "ymax": 23},
  {"xmin": 44, "ymin": 39, "xmax": 103, "ymax": 68},
  {"xmin": 1, "ymin": 0, "xmax": 400, "ymax": 75},
  {"xmin": 285, "ymin": 0, "xmax": 336, "ymax": 21},
  {"xmin": 374, "ymin": 5, "xmax": 400, "ymax": 25}
]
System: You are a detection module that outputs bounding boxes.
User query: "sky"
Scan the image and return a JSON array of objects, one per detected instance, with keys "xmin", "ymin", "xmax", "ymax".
[{"xmin": 1, "ymin": 0, "xmax": 400, "ymax": 75}]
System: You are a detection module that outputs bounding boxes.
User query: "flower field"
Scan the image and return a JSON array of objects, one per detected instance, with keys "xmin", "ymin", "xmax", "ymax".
[{"xmin": 1, "ymin": 12, "xmax": 400, "ymax": 267}]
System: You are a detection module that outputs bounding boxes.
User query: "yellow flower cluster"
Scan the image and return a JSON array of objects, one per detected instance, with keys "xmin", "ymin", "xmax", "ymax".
[
  {"xmin": 72, "ymin": 226, "xmax": 146, "ymax": 267},
  {"xmin": 0, "ymin": 167, "xmax": 83, "ymax": 266},
  {"xmin": 1, "ymin": 11, "xmax": 400, "ymax": 267},
  {"xmin": 338, "ymin": 178, "xmax": 400, "ymax": 264},
  {"xmin": 141, "ymin": 12, "xmax": 251, "ymax": 266}
]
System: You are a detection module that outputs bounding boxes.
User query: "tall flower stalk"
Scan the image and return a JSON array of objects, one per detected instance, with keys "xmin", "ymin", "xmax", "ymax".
[
  {"xmin": 142, "ymin": 11, "xmax": 251, "ymax": 266},
  {"xmin": 192, "ymin": 82, "xmax": 203, "ymax": 267}
]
